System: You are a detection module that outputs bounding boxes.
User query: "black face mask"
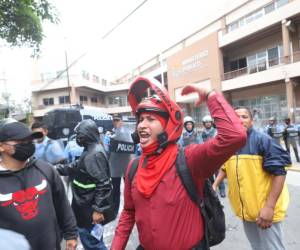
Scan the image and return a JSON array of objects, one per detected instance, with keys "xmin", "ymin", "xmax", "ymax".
[{"xmin": 12, "ymin": 142, "xmax": 35, "ymax": 161}]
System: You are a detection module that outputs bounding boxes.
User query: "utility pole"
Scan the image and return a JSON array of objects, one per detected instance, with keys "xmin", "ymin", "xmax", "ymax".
[{"xmin": 64, "ymin": 48, "xmax": 71, "ymax": 104}]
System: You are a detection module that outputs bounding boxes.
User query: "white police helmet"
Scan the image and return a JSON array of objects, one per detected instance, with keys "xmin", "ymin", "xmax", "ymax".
[
  {"xmin": 202, "ymin": 115, "xmax": 213, "ymax": 123},
  {"xmin": 184, "ymin": 116, "xmax": 194, "ymax": 125}
]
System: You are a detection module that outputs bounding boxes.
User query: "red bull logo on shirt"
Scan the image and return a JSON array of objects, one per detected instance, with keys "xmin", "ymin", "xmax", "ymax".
[{"xmin": 0, "ymin": 180, "xmax": 47, "ymax": 220}]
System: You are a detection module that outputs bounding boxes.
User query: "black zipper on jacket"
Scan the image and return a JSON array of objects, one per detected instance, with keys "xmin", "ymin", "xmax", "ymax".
[{"xmin": 235, "ymin": 154, "xmax": 245, "ymax": 220}]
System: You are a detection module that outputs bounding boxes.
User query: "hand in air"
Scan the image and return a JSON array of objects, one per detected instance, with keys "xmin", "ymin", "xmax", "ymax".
[{"xmin": 181, "ymin": 85, "xmax": 212, "ymax": 107}]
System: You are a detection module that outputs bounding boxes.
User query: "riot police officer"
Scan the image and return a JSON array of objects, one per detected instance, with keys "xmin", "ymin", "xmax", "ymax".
[
  {"xmin": 108, "ymin": 114, "xmax": 135, "ymax": 217},
  {"xmin": 179, "ymin": 116, "xmax": 202, "ymax": 147},
  {"xmin": 265, "ymin": 117, "xmax": 283, "ymax": 145},
  {"xmin": 283, "ymin": 118, "xmax": 300, "ymax": 162},
  {"xmin": 201, "ymin": 115, "xmax": 217, "ymax": 142}
]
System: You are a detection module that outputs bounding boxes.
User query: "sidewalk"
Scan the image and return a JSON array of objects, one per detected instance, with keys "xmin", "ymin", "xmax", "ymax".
[
  {"xmin": 287, "ymin": 148, "xmax": 300, "ymax": 172},
  {"xmin": 289, "ymin": 161, "xmax": 300, "ymax": 172},
  {"xmin": 278, "ymin": 142, "xmax": 300, "ymax": 172}
]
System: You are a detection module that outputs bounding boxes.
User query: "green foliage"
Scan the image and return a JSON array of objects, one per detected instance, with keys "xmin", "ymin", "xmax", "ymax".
[{"xmin": 0, "ymin": 0, "xmax": 59, "ymax": 53}]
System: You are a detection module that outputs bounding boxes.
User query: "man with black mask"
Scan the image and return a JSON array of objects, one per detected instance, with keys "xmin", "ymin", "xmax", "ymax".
[
  {"xmin": 56, "ymin": 119, "xmax": 114, "ymax": 250},
  {"xmin": 0, "ymin": 119, "xmax": 78, "ymax": 250}
]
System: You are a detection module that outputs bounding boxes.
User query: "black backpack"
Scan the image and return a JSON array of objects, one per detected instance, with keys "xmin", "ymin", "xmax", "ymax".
[{"xmin": 128, "ymin": 148, "xmax": 225, "ymax": 249}]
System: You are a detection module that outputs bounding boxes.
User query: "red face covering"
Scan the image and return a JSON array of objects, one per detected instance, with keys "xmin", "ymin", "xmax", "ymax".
[{"xmin": 136, "ymin": 112, "xmax": 178, "ymax": 198}]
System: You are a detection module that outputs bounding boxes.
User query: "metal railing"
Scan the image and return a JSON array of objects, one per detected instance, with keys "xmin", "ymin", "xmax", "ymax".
[{"xmin": 223, "ymin": 51, "xmax": 300, "ymax": 80}]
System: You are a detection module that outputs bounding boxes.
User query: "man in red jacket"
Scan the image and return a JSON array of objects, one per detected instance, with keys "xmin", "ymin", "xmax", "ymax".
[{"xmin": 111, "ymin": 76, "xmax": 246, "ymax": 250}]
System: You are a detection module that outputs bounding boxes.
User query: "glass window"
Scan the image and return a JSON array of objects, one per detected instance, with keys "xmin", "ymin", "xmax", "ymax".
[
  {"xmin": 43, "ymin": 98, "xmax": 54, "ymax": 106},
  {"xmin": 238, "ymin": 58, "xmax": 247, "ymax": 68},
  {"xmin": 268, "ymin": 47, "xmax": 279, "ymax": 67},
  {"xmin": 108, "ymin": 96, "xmax": 127, "ymax": 106},
  {"xmin": 232, "ymin": 95, "xmax": 288, "ymax": 126},
  {"xmin": 229, "ymin": 57, "xmax": 247, "ymax": 72},
  {"xmin": 278, "ymin": 45, "xmax": 283, "ymax": 63},
  {"xmin": 108, "ymin": 97, "xmax": 114, "ymax": 105},
  {"xmin": 276, "ymin": 0, "xmax": 288, "ymax": 8},
  {"xmin": 253, "ymin": 9, "xmax": 263, "ymax": 20},
  {"xmin": 264, "ymin": 2, "xmax": 275, "ymax": 14},
  {"xmin": 59, "ymin": 96, "xmax": 70, "ymax": 104},
  {"xmin": 230, "ymin": 60, "xmax": 238, "ymax": 71},
  {"xmin": 247, "ymin": 55, "xmax": 257, "ymax": 74},
  {"xmin": 109, "ymin": 96, "xmax": 119, "ymax": 105},
  {"xmin": 228, "ymin": 21, "xmax": 239, "ymax": 32},
  {"xmin": 257, "ymin": 51, "xmax": 267, "ymax": 72},
  {"xmin": 80, "ymin": 96, "xmax": 88, "ymax": 102},
  {"xmin": 91, "ymin": 97, "xmax": 98, "ymax": 103},
  {"xmin": 239, "ymin": 18, "xmax": 245, "ymax": 28},
  {"xmin": 245, "ymin": 13, "xmax": 254, "ymax": 24},
  {"xmin": 119, "ymin": 96, "xmax": 127, "ymax": 106}
]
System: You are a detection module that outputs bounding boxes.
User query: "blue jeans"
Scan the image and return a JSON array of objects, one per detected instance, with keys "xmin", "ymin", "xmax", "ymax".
[{"xmin": 78, "ymin": 227, "xmax": 107, "ymax": 250}]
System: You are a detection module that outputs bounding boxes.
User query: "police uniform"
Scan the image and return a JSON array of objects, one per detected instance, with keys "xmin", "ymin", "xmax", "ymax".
[
  {"xmin": 108, "ymin": 125, "xmax": 134, "ymax": 216},
  {"xmin": 283, "ymin": 123, "xmax": 300, "ymax": 162}
]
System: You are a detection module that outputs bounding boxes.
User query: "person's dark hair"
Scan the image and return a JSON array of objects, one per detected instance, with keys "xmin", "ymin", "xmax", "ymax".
[
  {"xmin": 234, "ymin": 106, "xmax": 253, "ymax": 119},
  {"xmin": 31, "ymin": 122, "xmax": 48, "ymax": 130}
]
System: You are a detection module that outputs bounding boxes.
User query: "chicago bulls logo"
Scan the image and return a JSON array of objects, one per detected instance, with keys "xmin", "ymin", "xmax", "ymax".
[{"xmin": 0, "ymin": 179, "xmax": 47, "ymax": 220}]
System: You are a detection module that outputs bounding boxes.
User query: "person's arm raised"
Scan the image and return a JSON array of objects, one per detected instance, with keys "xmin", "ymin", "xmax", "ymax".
[{"xmin": 181, "ymin": 85, "xmax": 247, "ymax": 178}]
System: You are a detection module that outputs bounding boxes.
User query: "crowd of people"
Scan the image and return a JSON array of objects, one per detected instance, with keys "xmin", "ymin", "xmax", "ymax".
[{"xmin": 0, "ymin": 76, "xmax": 294, "ymax": 250}]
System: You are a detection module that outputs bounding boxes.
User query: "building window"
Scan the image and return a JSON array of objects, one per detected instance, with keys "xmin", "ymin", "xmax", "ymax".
[
  {"xmin": 252, "ymin": 46, "xmax": 282, "ymax": 72},
  {"xmin": 226, "ymin": 45, "xmax": 282, "ymax": 79},
  {"xmin": 80, "ymin": 95, "xmax": 88, "ymax": 103},
  {"xmin": 228, "ymin": 21, "xmax": 239, "ymax": 32},
  {"xmin": 59, "ymin": 95, "xmax": 70, "ymax": 104},
  {"xmin": 264, "ymin": 2, "xmax": 275, "ymax": 14},
  {"xmin": 247, "ymin": 55, "xmax": 257, "ymax": 74},
  {"xmin": 108, "ymin": 96, "xmax": 117, "ymax": 105},
  {"xmin": 268, "ymin": 47, "xmax": 279, "ymax": 67},
  {"xmin": 232, "ymin": 95, "xmax": 287, "ymax": 126},
  {"xmin": 276, "ymin": 0, "xmax": 288, "ymax": 8},
  {"xmin": 43, "ymin": 97, "xmax": 54, "ymax": 106},
  {"xmin": 227, "ymin": 0, "xmax": 289, "ymax": 33},
  {"xmin": 230, "ymin": 60, "xmax": 238, "ymax": 71},
  {"xmin": 229, "ymin": 57, "xmax": 246, "ymax": 71},
  {"xmin": 91, "ymin": 97, "xmax": 98, "ymax": 103},
  {"xmin": 257, "ymin": 51, "xmax": 267, "ymax": 72},
  {"xmin": 108, "ymin": 96, "xmax": 128, "ymax": 107}
]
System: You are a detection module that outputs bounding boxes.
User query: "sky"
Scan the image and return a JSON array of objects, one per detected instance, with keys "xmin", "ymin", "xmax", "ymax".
[{"xmin": 0, "ymin": 0, "xmax": 244, "ymax": 104}]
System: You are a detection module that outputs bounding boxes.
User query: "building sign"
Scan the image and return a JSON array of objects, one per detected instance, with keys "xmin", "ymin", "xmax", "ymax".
[
  {"xmin": 167, "ymin": 32, "xmax": 221, "ymax": 98},
  {"xmin": 172, "ymin": 49, "xmax": 208, "ymax": 79}
]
